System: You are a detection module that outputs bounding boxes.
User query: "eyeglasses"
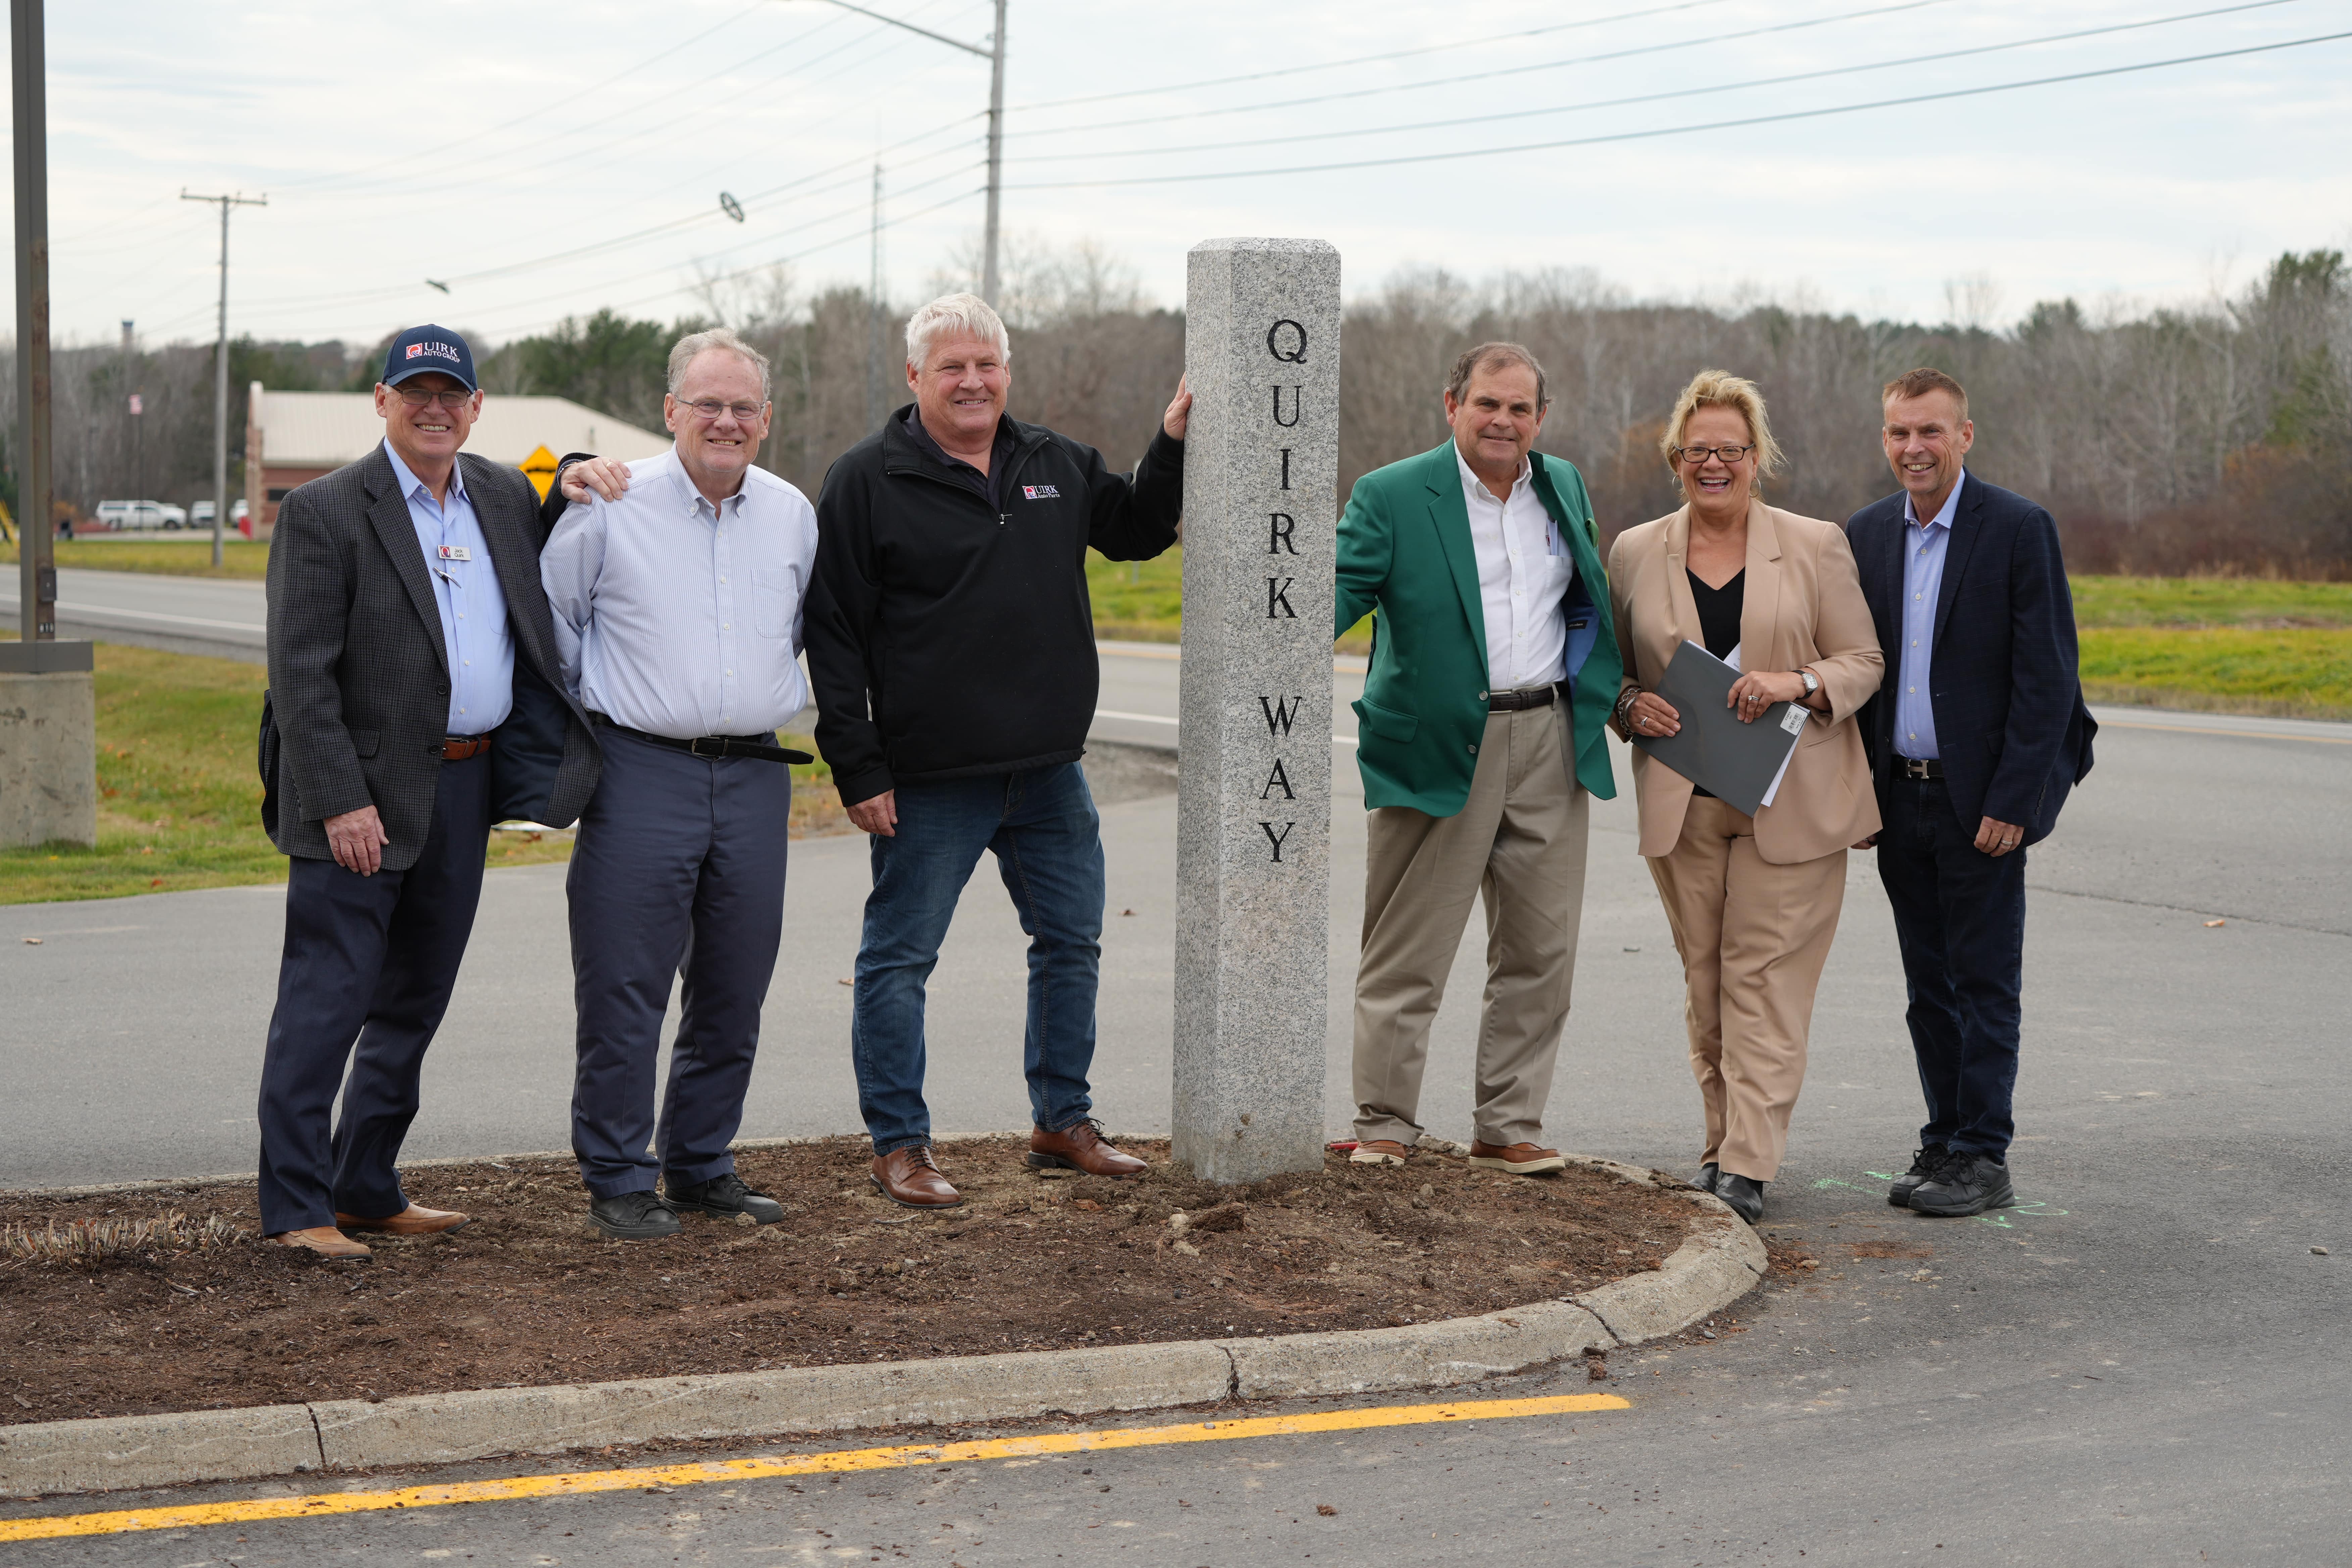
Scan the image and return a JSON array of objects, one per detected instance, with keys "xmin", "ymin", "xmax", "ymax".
[
  {"xmin": 677, "ymin": 398, "xmax": 766, "ymax": 423},
  {"xmin": 395, "ymin": 386, "xmax": 474, "ymax": 410},
  {"xmin": 1673, "ymin": 443, "xmax": 1754, "ymax": 466}
]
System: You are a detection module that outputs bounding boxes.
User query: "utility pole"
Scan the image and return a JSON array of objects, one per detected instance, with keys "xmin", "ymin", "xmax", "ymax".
[
  {"xmin": 812, "ymin": 0, "xmax": 1004, "ymax": 306},
  {"xmin": 981, "ymin": 0, "xmax": 1006, "ymax": 305},
  {"xmin": 866, "ymin": 160, "xmax": 885, "ymax": 427},
  {"xmin": 121, "ymin": 319, "xmax": 138, "ymax": 507},
  {"xmin": 181, "ymin": 188, "xmax": 265, "ymax": 567},
  {"xmin": 3, "ymin": 0, "xmax": 95, "ymax": 850},
  {"xmin": 12, "ymin": 0, "xmax": 55, "ymax": 646}
]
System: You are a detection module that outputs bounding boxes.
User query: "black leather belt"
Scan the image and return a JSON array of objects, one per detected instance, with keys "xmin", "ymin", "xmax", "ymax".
[
  {"xmin": 1484, "ymin": 684, "xmax": 1558, "ymax": 713},
  {"xmin": 1897, "ymin": 756, "xmax": 1946, "ymax": 780},
  {"xmin": 597, "ymin": 719, "xmax": 812, "ymax": 765}
]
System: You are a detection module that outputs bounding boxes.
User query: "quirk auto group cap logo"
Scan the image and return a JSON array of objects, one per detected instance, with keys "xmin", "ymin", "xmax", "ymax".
[{"xmin": 406, "ymin": 341, "xmax": 461, "ymax": 362}]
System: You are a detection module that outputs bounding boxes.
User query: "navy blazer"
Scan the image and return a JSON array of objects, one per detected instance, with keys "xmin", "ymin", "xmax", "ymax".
[{"xmin": 1846, "ymin": 472, "xmax": 2095, "ymax": 845}]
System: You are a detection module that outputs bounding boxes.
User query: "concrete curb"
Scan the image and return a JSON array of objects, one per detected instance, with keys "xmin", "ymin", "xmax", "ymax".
[{"xmin": 0, "ymin": 1157, "xmax": 1764, "ymax": 1496}]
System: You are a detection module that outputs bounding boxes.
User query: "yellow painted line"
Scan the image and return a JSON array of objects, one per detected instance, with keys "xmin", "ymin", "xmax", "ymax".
[
  {"xmin": 2096, "ymin": 717, "xmax": 2352, "ymax": 744},
  {"xmin": 0, "ymin": 1394, "xmax": 1628, "ymax": 1542}
]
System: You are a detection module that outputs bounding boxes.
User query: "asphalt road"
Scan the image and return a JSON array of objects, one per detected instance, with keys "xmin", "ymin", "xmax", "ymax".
[{"xmin": 4, "ymin": 622, "xmax": 2348, "ymax": 1563}]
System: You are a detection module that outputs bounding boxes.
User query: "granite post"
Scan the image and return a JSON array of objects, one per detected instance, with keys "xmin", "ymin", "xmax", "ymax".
[{"xmin": 1172, "ymin": 238, "xmax": 1341, "ymax": 1184}]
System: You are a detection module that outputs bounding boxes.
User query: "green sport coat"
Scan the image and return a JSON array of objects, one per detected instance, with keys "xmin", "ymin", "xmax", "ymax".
[{"xmin": 1334, "ymin": 441, "xmax": 1621, "ymax": 817}]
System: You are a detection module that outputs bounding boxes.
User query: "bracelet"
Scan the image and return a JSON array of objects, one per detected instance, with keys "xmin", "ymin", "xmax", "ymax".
[{"xmin": 1613, "ymin": 689, "xmax": 1639, "ymax": 727}]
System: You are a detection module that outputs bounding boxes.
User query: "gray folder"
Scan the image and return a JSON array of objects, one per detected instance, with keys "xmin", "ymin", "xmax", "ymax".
[{"xmin": 1631, "ymin": 640, "xmax": 1807, "ymax": 817}]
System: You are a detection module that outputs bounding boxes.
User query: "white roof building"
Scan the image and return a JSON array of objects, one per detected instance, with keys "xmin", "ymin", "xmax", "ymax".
[{"xmin": 251, "ymin": 388, "xmax": 671, "ymax": 471}]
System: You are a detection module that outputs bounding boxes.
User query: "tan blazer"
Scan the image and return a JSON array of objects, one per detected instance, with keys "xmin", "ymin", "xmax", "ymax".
[{"xmin": 1607, "ymin": 501, "xmax": 1884, "ymax": 864}]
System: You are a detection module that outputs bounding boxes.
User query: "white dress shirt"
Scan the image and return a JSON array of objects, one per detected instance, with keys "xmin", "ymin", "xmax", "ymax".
[
  {"xmin": 1457, "ymin": 446, "xmax": 1575, "ymax": 690},
  {"xmin": 540, "ymin": 448, "xmax": 818, "ymax": 739}
]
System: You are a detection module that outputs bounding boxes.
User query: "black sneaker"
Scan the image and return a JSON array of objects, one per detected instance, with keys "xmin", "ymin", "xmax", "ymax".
[
  {"xmin": 589, "ymin": 1190, "xmax": 682, "ymax": 1240},
  {"xmin": 666, "ymin": 1172, "xmax": 785, "ymax": 1226},
  {"xmin": 1716, "ymin": 1173, "xmax": 1765, "ymax": 1224},
  {"xmin": 1908, "ymin": 1151, "xmax": 2016, "ymax": 1218},
  {"xmin": 1888, "ymin": 1146, "xmax": 1949, "ymax": 1209}
]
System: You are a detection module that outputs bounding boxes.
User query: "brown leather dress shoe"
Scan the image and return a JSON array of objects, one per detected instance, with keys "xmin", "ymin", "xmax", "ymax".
[
  {"xmin": 1027, "ymin": 1119, "xmax": 1147, "ymax": 1177},
  {"xmin": 334, "ymin": 1204, "xmax": 473, "ymax": 1236},
  {"xmin": 1349, "ymin": 1139, "xmax": 1410, "ymax": 1167},
  {"xmin": 872, "ymin": 1145, "xmax": 964, "ymax": 1209},
  {"xmin": 268, "ymin": 1226, "xmax": 372, "ymax": 1260},
  {"xmin": 1466, "ymin": 1140, "xmax": 1567, "ymax": 1175}
]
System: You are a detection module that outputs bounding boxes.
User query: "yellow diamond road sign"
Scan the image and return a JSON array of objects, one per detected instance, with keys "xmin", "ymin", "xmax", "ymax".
[{"xmin": 520, "ymin": 443, "xmax": 560, "ymax": 501}]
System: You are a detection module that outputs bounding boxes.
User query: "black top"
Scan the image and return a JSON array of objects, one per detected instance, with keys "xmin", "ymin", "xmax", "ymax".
[
  {"xmin": 1685, "ymin": 568, "xmax": 1745, "ymax": 800},
  {"xmin": 899, "ymin": 405, "xmax": 1019, "ymax": 511},
  {"xmin": 805, "ymin": 404, "xmax": 1185, "ymax": 804},
  {"xmin": 1688, "ymin": 568, "xmax": 1745, "ymax": 659}
]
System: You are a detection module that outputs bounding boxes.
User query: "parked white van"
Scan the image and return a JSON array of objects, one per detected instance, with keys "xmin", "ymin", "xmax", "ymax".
[{"xmin": 94, "ymin": 499, "xmax": 188, "ymax": 531}]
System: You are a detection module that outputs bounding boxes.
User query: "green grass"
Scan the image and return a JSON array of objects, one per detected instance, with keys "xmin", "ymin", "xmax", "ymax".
[
  {"xmin": 2078, "ymin": 627, "xmax": 2352, "ymax": 720},
  {"xmin": 0, "ymin": 538, "xmax": 272, "ymax": 580},
  {"xmin": 0, "ymin": 640, "xmax": 842, "ymax": 904},
  {"xmin": 2069, "ymin": 574, "xmax": 2352, "ymax": 628}
]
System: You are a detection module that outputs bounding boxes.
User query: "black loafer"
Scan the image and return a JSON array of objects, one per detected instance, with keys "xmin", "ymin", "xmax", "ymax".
[
  {"xmin": 1908, "ymin": 1151, "xmax": 2016, "ymax": 1218},
  {"xmin": 666, "ymin": 1172, "xmax": 785, "ymax": 1225},
  {"xmin": 1888, "ymin": 1146, "xmax": 1948, "ymax": 1209},
  {"xmin": 1716, "ymin": 1173, "xmax": 1765, "ymax": 1224},
  {"xmin": 589, "ymin": 1190, "xmax": 682, "ymax": 1240},
  {"xmin": 1695, "ymin": 1163, "xmax": 1721, "ymax": 1194}
]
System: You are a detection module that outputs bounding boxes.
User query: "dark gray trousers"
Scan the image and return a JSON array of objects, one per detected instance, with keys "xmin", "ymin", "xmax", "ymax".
[{"xmin": 567, "ymin": 728, "xmax": 791, "ymax": 1198}]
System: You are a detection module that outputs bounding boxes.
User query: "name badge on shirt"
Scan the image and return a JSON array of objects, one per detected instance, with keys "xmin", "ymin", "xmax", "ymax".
[{"xmin": 437, "ymin": 545, "xmax": 472, "ymax": 562}]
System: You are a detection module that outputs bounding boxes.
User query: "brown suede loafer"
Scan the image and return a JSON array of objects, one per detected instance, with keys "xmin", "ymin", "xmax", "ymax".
[
  {"xmin": 334, "ymin": 1204, "xmax": 473, "ymax": 1236},
  {"xmin": 1466, "ymin": 1140, "xmax": 1567, "ymax": 1175},
  {"xmin": 1349, "ymin": 1139, "xmax": 1411, "ymax": 1167},
  {"xmin": 872, "ymin": 1145, "xmax": 964, "ymax": 1209},
  {"xmin": 268, "ymin": 1226, "xmax": 372, "ymax": 1260},
  {"xmin": 1027, "ymin": 1119, "xmax": 1147, "ymax": 1177}
]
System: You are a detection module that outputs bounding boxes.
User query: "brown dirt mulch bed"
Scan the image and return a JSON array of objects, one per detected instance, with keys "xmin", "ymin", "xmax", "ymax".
[{"xmin": 0, "ymin": 1137, "xmax": 1702, "ymax": 1426}]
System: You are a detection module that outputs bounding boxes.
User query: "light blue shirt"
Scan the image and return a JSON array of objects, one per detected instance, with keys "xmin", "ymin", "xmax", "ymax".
[
  {"xmin": 383, "ymin": 440, "xmax": 513, "ymax": 736},
  {"xmin": 1895, "ymin": 468, "xmax": 1966, "ymax": 760},
  {"xmin": 540, "ymin": 448, "xmax": 818, "ymax": 740}
]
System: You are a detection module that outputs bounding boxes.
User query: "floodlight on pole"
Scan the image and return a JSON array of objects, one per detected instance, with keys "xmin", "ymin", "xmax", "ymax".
[
  {"xmin": 181, "ymin": 189, "xmax": 266, "ymax": 568},
  {"xmin": 805, "ymin": 0, "xmax": 1005, "ymax": 306}
]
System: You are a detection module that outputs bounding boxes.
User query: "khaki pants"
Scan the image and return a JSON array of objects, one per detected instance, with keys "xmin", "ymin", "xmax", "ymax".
[
  {"xmin": 1647, "ymin": 795, "xmax": 1847, "ymax": 1183},
  {"xmin": 1353, "ymin": 702, "xmax": 1589, "ymax": 1149}
]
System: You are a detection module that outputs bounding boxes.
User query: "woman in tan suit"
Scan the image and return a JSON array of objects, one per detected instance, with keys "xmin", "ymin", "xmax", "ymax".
[{"xmin": 1607, "ymin": 370, "xmax": 1883, "ymax": 1224}]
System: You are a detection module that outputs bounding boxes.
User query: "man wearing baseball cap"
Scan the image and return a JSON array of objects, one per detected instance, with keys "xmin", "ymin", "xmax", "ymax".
[{"xmin": 256, "ymin": 325, "xmax": 599, "ymax": 1258}]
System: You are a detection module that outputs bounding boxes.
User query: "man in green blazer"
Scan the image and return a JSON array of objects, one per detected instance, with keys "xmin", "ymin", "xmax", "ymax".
[{"xmin": 1334, "ymin": 343, "xmax": 1621, "ymax": 1176}]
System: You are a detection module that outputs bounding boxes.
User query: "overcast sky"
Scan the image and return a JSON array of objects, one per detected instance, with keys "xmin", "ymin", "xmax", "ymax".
[{"xmin": 22, "ymin": 0, "xmax": 2352, "ymax": 351}]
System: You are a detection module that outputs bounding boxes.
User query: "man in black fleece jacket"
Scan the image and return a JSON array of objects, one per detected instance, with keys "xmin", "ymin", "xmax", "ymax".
[{"xmin": 805, "ymin": 291, "xmax": 1190, "ymax": 1210}]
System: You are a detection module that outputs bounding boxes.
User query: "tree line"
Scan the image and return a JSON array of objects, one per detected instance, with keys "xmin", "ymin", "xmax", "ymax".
[{"xmin": 6, "ymin": 242, "xmax": 2344, "ymax": 575}]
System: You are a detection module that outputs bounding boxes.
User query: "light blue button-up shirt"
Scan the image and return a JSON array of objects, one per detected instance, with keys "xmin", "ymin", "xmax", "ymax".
[
  {"xmin": 540, "ymin": 448, "xmax": 818, "ymax": 740},
  {"xmin": 1894, "ymin": 468, "xmax": 1966, "ymax": 760},
  {"xmin": 383, "ymin": 440, "xmax": 513, "ymax": 735}
]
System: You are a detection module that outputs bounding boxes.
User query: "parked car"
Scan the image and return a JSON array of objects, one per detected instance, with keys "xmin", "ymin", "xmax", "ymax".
[
  {"xmin": 188, "ymin": 500, "xmax": 250, "ymax": 532},
  {"xmin": 93, "ymin": 499, "xmax": 188, "ymax": 531}
]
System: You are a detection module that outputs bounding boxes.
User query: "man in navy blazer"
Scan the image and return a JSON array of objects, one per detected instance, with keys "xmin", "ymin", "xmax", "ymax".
[{"xmin": 1847, "ymin": 369, "xmax": 2095, "ymax": 1218}]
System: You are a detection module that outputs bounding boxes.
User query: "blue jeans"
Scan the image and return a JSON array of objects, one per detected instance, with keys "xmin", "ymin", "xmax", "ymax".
[
  {"xmin": 852, "ymin": 762, "xmax": 1105, "ymax": 1155},
  {"xmin": 1876, "ymin": 775, "xmax": 2028, "ymax": 1161}
]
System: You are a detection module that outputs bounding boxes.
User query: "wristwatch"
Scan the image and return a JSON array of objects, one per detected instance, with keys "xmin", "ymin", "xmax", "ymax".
[{"xmin": 1799, "ymin": 668, "xmax": 1821, "ymax": 697}]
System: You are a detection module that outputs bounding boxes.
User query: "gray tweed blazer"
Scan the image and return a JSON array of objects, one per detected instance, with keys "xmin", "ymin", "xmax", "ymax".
[{"xmin": 263, "ymin": 443, "xmax": 601, "ymax": 870}]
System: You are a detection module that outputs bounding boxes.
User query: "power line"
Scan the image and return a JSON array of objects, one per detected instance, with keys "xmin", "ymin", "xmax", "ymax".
[
  {"xmin": 1008, "ymin": 29, "xmax": 2352, "ymax": 189},
  {"xmin": 1010, "ymin": 0, "xmax": 1741, "ymax": 112},
  {"xmin": 1015, "ymin": 0, "xmax": 2308, "ymax": 165},
  {"xmin": 1009, "ymin": 0, "xmax": 1956, "ymax": 142},
  {"xmin": 241, "ymin": 112, "xmax": 983, "ymax": 318},
  {"xmin": 293, "ymin": 3, "xmax": 932, "ymax": 204},
  {"xmin": 270, "ymin": 163, "xmax": 987, "ymax": 342},
  {"xmin": 461, "ymin": 182, "xmax": 985, "ymax": 341},
  {"xmin": 270, "ymin": 1, "xmax": 778, "ymax": 192}
]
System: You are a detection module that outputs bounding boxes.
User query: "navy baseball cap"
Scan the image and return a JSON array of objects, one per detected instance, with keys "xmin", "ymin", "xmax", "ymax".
[{"xmin": 382, "ymin": 325, "xmax": 478, "ymax": 391}]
